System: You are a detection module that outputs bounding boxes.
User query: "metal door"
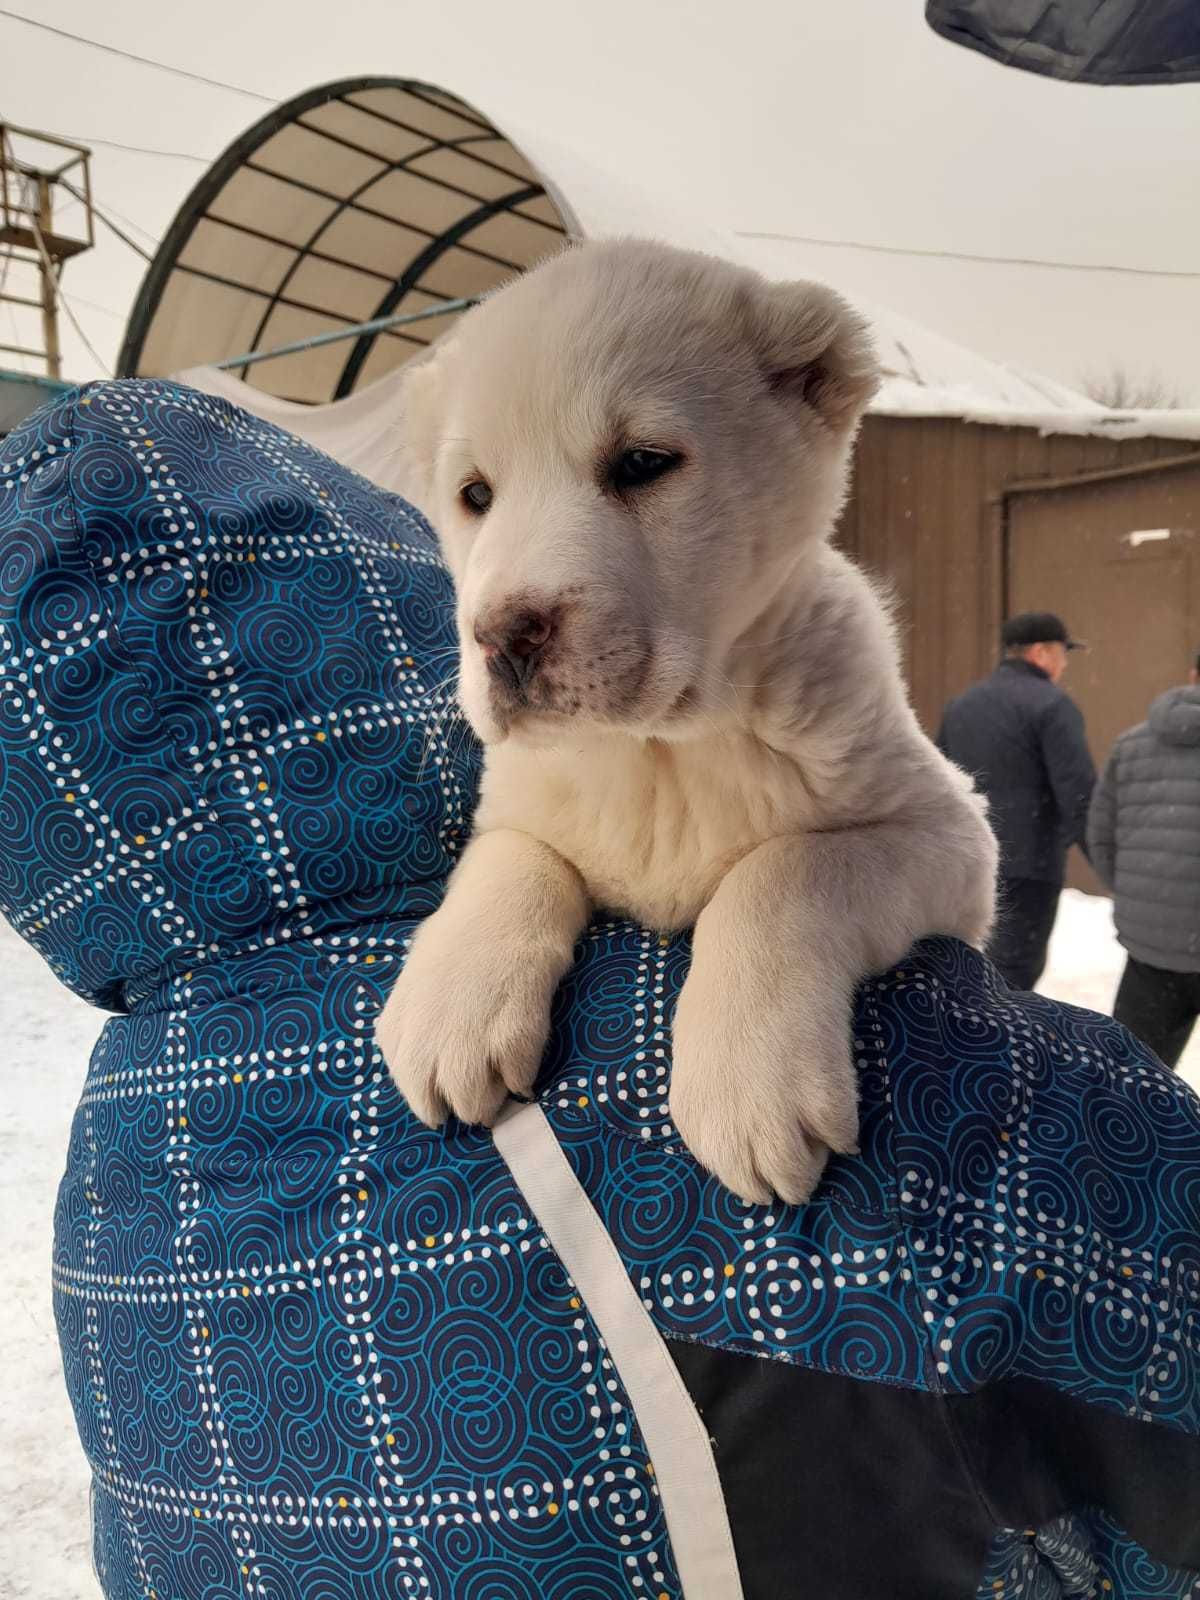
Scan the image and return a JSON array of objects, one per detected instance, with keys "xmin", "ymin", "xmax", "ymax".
[{"xmin": 1006, "ymin": 459, "xmax": 1200, "ymax": 892}]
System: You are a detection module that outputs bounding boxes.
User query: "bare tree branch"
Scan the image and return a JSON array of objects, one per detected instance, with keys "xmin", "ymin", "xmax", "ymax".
[{"xmin": 1079, "ymin": 364, "xmax": 1189, "ymax": 410}]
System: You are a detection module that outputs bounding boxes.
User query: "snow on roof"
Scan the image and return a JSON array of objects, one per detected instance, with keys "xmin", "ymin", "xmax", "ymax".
[{"xmin": 868, "ymin": 384, "xmax": 1200, "ymax": 441}]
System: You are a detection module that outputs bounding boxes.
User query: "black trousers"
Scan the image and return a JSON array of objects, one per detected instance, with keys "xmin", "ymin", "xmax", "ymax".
[
  {"xmin": 988, "ymin": 876, "xmax": 1061, "ymax": 992},
  {"xmin": 1114, "ymin": 955, "xmax": 1200, "ymax": 1070}
]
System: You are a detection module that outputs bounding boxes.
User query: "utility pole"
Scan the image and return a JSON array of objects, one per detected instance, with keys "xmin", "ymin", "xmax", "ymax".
[{"xmin": 0, "ymin": 124, "xmax": 94, "ymax": 380}]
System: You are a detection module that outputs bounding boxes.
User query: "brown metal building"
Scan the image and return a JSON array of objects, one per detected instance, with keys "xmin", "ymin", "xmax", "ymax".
[{"xmin": 838, "ymin": 416, "xmax": 1200, "ymax": 886}]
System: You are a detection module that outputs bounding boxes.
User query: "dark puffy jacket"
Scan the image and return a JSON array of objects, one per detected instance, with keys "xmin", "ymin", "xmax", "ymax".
[
  {"xmin": 1088, "ymin": 685, "xmax": 1200, "ymax": 972},
  {"xmin": 936, "ymin": 659, "xmax": 1096, "ymax": 884}
]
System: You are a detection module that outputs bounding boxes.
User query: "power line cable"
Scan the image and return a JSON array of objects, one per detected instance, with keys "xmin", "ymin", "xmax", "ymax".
[
  {"xmin": 60, "ymin": 182, "xmax": 161, "ymax": 250},
  {"xmin": 62, "ymin": 291, "xmax": 126, "ymax": 321},
  {"xmin": 736, "ymin": 228, "xmax": 1200, "ymax": 282},
  {"xmin": 0, "ymin": 9, "xmax": 274, "ymax": 101},
  {"xmin": 57, "ymin": 129, "xmax": 210, "ymax": 163},
  {"xmin": 90, "ymin": 197, "xmax": 161, "ymax": 249},
  {"xmin": 59, "ymin": 179, "xmax": 155, "ymax": 262}
]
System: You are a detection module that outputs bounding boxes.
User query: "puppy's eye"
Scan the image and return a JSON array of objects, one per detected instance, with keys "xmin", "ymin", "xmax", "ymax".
[
  {"xmin": 460, "ymin": 479, "xmax": 493, "ymax": 515},
  {"xmin": 610, "ymin": 448, "xmax": 683, "ymax": 493}
]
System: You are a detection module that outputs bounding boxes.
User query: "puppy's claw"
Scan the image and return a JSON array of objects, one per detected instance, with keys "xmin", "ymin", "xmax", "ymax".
[{"xmin": 408, "ymin": 1085, "xmax": 448, "ymax": 1130}]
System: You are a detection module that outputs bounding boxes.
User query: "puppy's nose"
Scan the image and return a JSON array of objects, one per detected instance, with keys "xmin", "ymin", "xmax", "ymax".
[{"xmin": 473, "ymin": 607, "xmax": 555, "ymax": 692}]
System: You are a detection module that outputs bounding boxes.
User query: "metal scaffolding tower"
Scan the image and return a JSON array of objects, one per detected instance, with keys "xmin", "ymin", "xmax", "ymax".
[{"xmin": 0, "ymin": 123, "xmax": 94, "ymax": 379}]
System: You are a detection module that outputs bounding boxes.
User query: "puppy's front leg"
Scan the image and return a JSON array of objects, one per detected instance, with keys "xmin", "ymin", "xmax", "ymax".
[
  {"xmin": 376, "ymin": 830, "xmax": 589, "ymax": 1126},
  {"xmin": 670, "ymin": 817, "xmax": 992, "ymax": 1205}
]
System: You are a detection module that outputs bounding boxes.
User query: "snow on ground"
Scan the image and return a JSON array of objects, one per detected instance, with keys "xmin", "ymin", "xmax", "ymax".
[
  {"xmin": 0, "ymin": 893, "xmax": 1196, "ymax": 1595},
  {"xmin": 1, "ymin": 918, "xmax": 101, "ymax": 1599},
  {"xmin": 1040, "ymin": 890, "xmax": 1200, "ymax": 1090}
]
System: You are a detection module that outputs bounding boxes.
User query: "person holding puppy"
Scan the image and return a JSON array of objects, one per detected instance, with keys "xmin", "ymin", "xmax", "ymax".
[{"xmin": 5, "ymin": 332, "xmax": 1197, "ymax": 1600}]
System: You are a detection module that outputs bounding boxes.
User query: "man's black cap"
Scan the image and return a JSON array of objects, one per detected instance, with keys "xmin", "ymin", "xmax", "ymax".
[{"xmin": 1002, "ymin": 611, "xmax": 1087, "ymax": 651}]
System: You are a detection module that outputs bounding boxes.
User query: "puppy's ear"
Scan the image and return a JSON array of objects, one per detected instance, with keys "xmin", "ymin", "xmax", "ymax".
[
  {"xmin": 751, "ymin": 280, "xmax": 879, "ymax": 432},
  {"xmin": 393, "ymin": 332, "xmax": 454, "ymax": 511}
]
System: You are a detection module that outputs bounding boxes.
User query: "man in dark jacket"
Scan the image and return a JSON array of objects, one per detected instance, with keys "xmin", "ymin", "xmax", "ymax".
[
  {"xmin": 1088, "ymin": 654, "xmax": 1200, "ymax": 1067},
  {"xmin": 937, "ymin": 612, "xmax": 1095, "ymax": 990}
]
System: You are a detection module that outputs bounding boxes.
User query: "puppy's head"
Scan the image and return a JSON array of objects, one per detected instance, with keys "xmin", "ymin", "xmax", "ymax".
[{"xmin": 401, "ymin": 239, "xmax": 878, "ymax": 744}]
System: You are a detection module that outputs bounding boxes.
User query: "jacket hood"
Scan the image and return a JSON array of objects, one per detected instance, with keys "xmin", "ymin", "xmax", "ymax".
[
  {"xmin": 0, "ymin": 380, "xmax": 479, "ymax": 1008},
  {"xmin": 1147, "ymin": 684, "xmax": 1200, "ymax": 748}
]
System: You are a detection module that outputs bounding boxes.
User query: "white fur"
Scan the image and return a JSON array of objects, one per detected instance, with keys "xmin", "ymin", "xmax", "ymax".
[{"xmin": 376, "ymin": 239, "xmax": 997, "ymax": 1204}]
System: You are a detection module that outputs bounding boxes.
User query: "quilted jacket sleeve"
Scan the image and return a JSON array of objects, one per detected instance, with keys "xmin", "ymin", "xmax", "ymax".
[{"xmin": 1087, "ymin": 743, "xmax": 1120, "ymax": 889}]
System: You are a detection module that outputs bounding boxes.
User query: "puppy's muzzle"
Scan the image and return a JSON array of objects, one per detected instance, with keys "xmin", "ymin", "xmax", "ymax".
[{"xmin": 474, "ymin": 606, "xmax": 555, "ymax": 695}]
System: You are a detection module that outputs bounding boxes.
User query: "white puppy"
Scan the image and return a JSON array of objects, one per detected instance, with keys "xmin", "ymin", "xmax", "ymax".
[{"xmin": 376, "ymin": 239, "xmax": 996, "ymax": 1205}]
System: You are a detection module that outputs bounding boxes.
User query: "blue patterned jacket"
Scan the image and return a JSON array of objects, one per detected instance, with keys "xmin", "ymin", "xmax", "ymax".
[{"xmin": 2, "ymin": 382, "xmax": 1198, "ymax": 1600}]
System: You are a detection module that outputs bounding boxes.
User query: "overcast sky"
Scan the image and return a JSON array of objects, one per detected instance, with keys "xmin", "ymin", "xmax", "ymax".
[{"xmin": 3, "ymin": 0, "xmax": 1198, "ymax": 401}]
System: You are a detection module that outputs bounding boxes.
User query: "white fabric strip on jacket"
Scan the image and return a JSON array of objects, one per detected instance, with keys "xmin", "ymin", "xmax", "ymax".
[{"xmin": 493, "ymin": 1099, "xmax": 744, "ymax": 1600}]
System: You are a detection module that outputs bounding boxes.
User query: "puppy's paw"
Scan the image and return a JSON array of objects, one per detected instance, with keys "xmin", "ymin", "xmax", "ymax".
[
  {"xmin": 375, "ymin": 911, "xmax": 562, "ymax": 1128},
  {"xmin": 668, "ymin": 968, "xmax": 859, "ymax": 1206}
]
